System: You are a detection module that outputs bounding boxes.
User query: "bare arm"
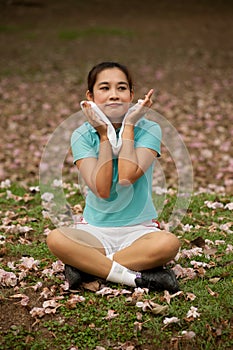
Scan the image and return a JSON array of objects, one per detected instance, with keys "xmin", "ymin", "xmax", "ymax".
[
  {"xmin": 76, "ymin": 102, "xmax": 113, "ymax": 198},
  {"xmin": 76, "ymin": 136, "xmax": 112, "ymax": 198},
  {"xmin": 118, "ymin": 124, "xmax": 157, "ymax": 185},
  {"xmin": 118, "ymin": 89, "xmax": 157, "ymax": 185}
]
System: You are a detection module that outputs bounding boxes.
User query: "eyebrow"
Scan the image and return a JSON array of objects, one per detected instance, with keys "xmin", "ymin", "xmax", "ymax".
[{"xmin": 98, "ymin": 81, "xmax": 129, "ymax": 86}]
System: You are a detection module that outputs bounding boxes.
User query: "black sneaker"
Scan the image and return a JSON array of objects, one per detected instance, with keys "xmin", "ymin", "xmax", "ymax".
[
  {"xmin": 64, "ymin": 264, "xmax": 95, "ymax": 289},
  {"xmin": 135, "ymin": 267, "xmax": 180, "ymax": 293}
]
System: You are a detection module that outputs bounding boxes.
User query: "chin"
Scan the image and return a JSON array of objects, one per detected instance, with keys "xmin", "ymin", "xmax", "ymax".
[
  {"xmin": 108, "ymin": 117, "xmax": 124, "ymax": 124},
  {"xmin": 104, "ymin": 106, "xmax": 128, "ymax": 122},
  {"xmin": 107, "ymin": 113, "xmax": 125, "ymax": 123}
]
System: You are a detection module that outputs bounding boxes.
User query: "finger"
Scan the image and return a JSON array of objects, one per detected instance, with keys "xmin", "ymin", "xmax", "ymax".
[
  {"xmin": 82, "ymin": 101, "xmax": 91, "ymax": 117},
  {"xmin": 145, "ymin": 89, "xmax": 154, "ymax": 100},
  {"xmin": 83, "ymin": 107, "xmax": 98, "ymax": 125},
  {"xmin": 83, "ymin": 101, "xmax": 91, "ymax": 109},
  {"xmin": 143, "ymin": 89, "xmax": 154, "ymax": 107},
  {"xmin": 88, "ymin": 110, "xmax": 106, "ymax": 128},
  {"xmin": 140, "ymin": 89, "xmax": 153, "ymax": 105}
]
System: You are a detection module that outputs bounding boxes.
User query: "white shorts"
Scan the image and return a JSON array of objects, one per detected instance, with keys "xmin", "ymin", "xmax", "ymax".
[{"xmin": 60, "ymin": 219, "xmax": 160, "ymax": 256}]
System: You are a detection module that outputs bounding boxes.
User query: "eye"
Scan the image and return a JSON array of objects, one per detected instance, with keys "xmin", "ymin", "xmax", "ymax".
[
  {"xmin": 118, "ymin": 86, "xmax": 127, "ymax": 91},
  {"xmin": 100, "ymin": 86, "xmax": 109, "ymax": 90}
]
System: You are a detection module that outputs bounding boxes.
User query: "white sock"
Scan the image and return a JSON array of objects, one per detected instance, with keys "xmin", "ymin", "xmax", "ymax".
[{"xmin": 106, "ymin": 261, "xmax": 141, "ymax": 287}]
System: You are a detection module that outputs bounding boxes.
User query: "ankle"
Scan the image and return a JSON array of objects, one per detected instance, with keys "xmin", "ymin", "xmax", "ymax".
[{"xmin": 106, "ymin": 261, "xmax": 138, "ymax": 287}]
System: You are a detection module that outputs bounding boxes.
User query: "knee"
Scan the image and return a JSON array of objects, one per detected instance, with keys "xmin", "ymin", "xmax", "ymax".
[
  {"xmin": 164, "ymin": 232, "xmax": 180, "ymax": 258},
  {"xmin": 46, "ymin": 229, "xmax": 61, "ymax": 253}
]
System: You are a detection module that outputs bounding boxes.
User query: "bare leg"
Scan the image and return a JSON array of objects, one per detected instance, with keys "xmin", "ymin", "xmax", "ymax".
[
  {"xmin": 113, "ymin": 231, "xmax": 180, "ymax": 271},
  {"xmin": 47, "ymin": 228, "xmax": 180, "ymax": 279},
  {"xmin": 47, "ymin": 227, "xmax": 180, "ymax": 292},
  {"xmin": 47, "ymin": 228, "xmax": 112, "ymax": 279}
]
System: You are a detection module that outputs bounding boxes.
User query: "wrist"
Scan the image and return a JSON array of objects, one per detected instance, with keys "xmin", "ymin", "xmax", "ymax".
[
  {"xmin": 122, "ymin": 124, "xmax": 134, "ymax": 139},
  {"xmin": 99, "ymin": 134, "xmax": 109, "ymax": 143},
  {"xmin": 124, "ymin": 120, "xmax": 134, "ymax": 127}
]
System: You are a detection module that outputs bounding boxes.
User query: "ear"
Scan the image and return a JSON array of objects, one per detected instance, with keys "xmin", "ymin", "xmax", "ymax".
[
  {"xmin": 130, "ymin": 90, "xmax": 134, "ymax": 102},
  {"xmin": 86, "ymin": 90, "xmax": 94, "ymax": 101}
]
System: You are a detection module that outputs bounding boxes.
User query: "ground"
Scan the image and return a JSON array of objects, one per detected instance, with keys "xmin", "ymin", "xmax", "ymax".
[
  {"xmin": 0, "ymin": 0, "xmax": 232, "ymax": 191},
  {"xmin": 0, "ymin": 0, "xmax": 233, "ymax": 349}
]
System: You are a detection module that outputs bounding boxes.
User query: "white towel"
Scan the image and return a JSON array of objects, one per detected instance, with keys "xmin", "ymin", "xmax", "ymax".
[{"xmin": 80, "ymin": 100, "xmax": 144, "ymax": 155}]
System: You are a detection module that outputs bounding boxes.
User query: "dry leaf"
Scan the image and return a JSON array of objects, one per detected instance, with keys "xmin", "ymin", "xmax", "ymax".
[
  {"xmin": 206, "ymin": 324, "xmax": 222, "ymax": 338},
  {"xmin": 162, "ymin": 290, "xmax": 183, "ymax": 304},
  {"xmin": 203, "ymin": 247, "xmax": 218, "ymax": 256},
  {"xmin": 206, "ymin": 286, "xmax": 219, "ymax": 297},
  {"xmin": 134, "ymin": 321, "xmax": 143, "ymax": 332},
  {"xmin": 136, "ymin": 312, "xmax": 143, "ymax": 320},
  {"xmin": 190, "ymin": 236, "xmax": 205, "ymax": 248},
  {"xmin": 125, "ymin": 297, "xmax": 137, "ymax": 306},
  {"xmin": 209, "ymin": 277, "xmax": 221, "ymax": 284},
  {"xmin": 185, "ymin": 292, "xmax": 196, "ymax": 301},
  {"xmin": 196, "ymin": 267, "xmax": 206, "ymax": 277},
  {"xmin": 151, "ymin": 304, "xmax": 169, "ymax": 315},
  {"xmin": 82, "ymin": 280, "xmax": 100, "ymax": 292}
]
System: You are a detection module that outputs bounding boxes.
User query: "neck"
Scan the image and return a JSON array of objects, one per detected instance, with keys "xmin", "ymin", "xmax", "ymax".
[{"xmin": 112, "ymin": 123, "xmax": 122, "ymax": 129}]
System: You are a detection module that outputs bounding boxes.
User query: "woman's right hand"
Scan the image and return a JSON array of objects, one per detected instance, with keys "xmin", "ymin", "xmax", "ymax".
[{"xmin": 82, "ymin": 101, "xmax": 108, "ymax": 137}]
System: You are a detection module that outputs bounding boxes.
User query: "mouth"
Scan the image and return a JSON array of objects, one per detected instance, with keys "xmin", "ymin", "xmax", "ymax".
[{"xmin": 105, "ymin": 103, "xmax": 123, "ymax": 108}]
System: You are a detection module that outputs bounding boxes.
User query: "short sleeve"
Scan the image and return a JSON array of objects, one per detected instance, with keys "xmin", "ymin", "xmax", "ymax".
[
  {"xmin": 134, "ymin": 120, "xmax": 162, "ymax": 156},
  {"xmin": 71, "ymin": 123, "xmax": 98, "ymax": 164}
]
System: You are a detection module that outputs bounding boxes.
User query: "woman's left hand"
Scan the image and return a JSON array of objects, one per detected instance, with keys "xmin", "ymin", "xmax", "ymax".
[{"xmin": 124, "ymin": 89, "xmax": 154, "ymax": 125}]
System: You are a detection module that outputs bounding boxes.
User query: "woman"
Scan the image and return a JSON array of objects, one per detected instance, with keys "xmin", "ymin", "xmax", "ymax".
[{"xmin": 47, "ymin": 62, "xmax": 180, "ymax": 292}]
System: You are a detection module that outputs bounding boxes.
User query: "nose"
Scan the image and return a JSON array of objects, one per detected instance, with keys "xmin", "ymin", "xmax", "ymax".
[{"xmin": 109, "ymin": 88, "xmax": 119, "ymax": 100}]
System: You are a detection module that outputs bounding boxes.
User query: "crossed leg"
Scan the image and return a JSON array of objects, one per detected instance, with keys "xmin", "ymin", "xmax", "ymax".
[
  {"xmin": 47, "ymin": 227, "xmax": 180, "ymax": 279},
  {"xmin": 113, "ymin": 230, "xmax": 180, "ymax": 271},
  {"xmin": 47, "ymin": 227, "xmax": 111, "ymax": 278}
]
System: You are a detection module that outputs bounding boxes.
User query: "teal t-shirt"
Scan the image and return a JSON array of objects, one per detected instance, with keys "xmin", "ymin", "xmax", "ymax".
[{"xmin": 71, "ymin": 118, "xmax": 162, "ymax": 227}]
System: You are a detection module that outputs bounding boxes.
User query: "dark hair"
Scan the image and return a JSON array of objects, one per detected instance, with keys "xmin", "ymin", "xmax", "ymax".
[{"xmin": 87, "ymin": 61, "xmax": 133, "ymax": 94}]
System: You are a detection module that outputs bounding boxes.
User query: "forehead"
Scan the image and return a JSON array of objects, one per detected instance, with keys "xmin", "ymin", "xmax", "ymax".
[{"xmin": 95, "ymin": 68, "xmax": 128, "ymax": 84}]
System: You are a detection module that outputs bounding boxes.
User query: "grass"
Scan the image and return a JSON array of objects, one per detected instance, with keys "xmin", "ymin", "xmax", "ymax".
[{"xmin": 0, "ymin": 182, "xmax": 233, "ymax": 349}]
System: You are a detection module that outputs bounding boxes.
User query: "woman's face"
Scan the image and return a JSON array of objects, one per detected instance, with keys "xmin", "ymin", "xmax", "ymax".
[{"xmin": 86, "ymin": 68, "xmax": 134, "ymax": 122}]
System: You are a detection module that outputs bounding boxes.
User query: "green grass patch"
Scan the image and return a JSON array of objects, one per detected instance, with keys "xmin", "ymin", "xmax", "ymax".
[
  {"xmin": 0, "ymin": 25, "xmax": 20, "ymax": 33},
  {"xmin": 0, "ymin": 183, "xmax": 232, "ymax": 349}
]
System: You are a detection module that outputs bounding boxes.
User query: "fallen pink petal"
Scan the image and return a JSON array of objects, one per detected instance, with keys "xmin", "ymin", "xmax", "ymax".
[
  {"xmin": 181, "ymin": 330, "xmax": 196, "ymax": 339},
  {"xmin": 186, "ymin": 306, "xmax": 200, "ymax": 319},
  {"xmin": 17, "ymin": 257, "xmax": 40, "ymax": 270},
  {"xmin": 0, "ymin": 269, "xmax": 17, "ymax": 287},
  {"xmin": 30, "ymin": 307, "xmax": 45, "ymax": 318},
  {"xmin": 104, "ymin": 310, "xmax": 119, "ymax": 320},
  {"xmin": 224, "ymin": 203, "xmax": 233, "ymax": 210},
  {"xmin": 163, "ymin": 317, "xmax": 180, "ymax": 325}
]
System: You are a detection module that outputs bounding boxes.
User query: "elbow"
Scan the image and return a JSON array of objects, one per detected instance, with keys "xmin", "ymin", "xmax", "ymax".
[
  {"xmin": 98, "ymin": 192, "xmax": 110, "ymax": 199},
  {"xmin": 95, "ymin": 187, "xmax": 111, "ymax": 199},
  {"xmin": 91, "ymin": 176, "xmax": 111, "ymax": 198},
  {"xmin": 118, "ymin": 166, "xmax": 141, "ymax": 186},
  {"xmin": 118, "ymin": 176, "xmax": 135, "ymax": 186}
]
